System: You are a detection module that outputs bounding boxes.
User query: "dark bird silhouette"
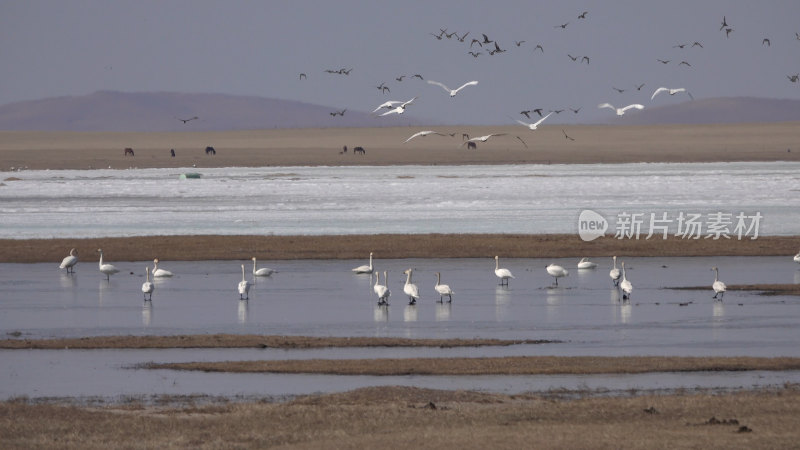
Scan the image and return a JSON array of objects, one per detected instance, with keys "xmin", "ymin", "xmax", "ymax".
[
  {"xmin": 430, "ymin": 30, "xmax": 445, "ymax": 40},
  {"xmin": 533, "ymin": 44, "xmax": 544, "ymax": 53},
  {"xmin": 554, "ymin": 22, "xmax": 569, "ymax": 29},
  {"xmin": 532, "ymin": 108, "xmax": 544, "ymax": 117},
  {"xmin": 515, "ymin": 40, "xmax": 525, "ymax": 47},
  {"xmin": 725, "ymin": 28, "xmax": 733, "ymax": 38},
  {"xmin": 178, "ymin": 116, "xmax": 198, "ymax": 124},
  {"xmin": 515, "ymin": 136, "xmax": 528, "ymax": 148},
  {"xmin": 412, "ymin": 74, "xmax": 424, "ymax": 80},
  {"xmin": 692, "ymin": 41, "xmax": 703, "ymax": 48},
  {"xmin": 550, "ymin": 109, "xmax": 564, "ymax": 114},
  {"xmin": 679, "ymin": 60, "xmax": 692, "ymax": 67},
  {"xmin": 520, "ymin": 110, "xmax": 531, "ymax": 118},
  {"xmin": 788, "ymin": 74, "xmax": 799, "ymax": 83},
  {"xmin": 489, "ymin": 42, "xmax": 506, "ymax": 55},
  {"xmin": 569, "ymin": 107, "xmax": 581, "ymax": 114},
  {"xmin": 635, "ymin": 83, "xmax": 646, "ymax": 91},
  {"xmin": 612, "ymin": 87, "xmax": 625, "ymax": 93},
  {"xmin": 468, "ymin": 51, "xmax": 482, "ymax": 58},
  {"xmin": 762, "ymin": 38, "xmax": 771, "ymax": 46},
  {"xmin": 339, "ymin": 68, "xmax": 352, "ymax": 75},
  {"xmin": 376, "ymin": 82, "xmax": 390, "ymax": 94},
  {"xmin": 657, "ymin": 59, "xmax": 670, "ymax": 64},
  {"xmin": 720, "ymin": 15, "xmax": 729, "ymax": 31},
  {"xmin": 299, "ymin": 73, "xmax": 307, "ymax": 80},
  {"xmin": 673, "ymin": 43, "xmax": 688, "ymax": 49},
  {"xmin": 456, "ymin": 31, "xmax": 469, "ymax": 42},
  {"xmin": 578, "ymin": 11, "xmax": 588, "ymax": 19},
  {"xmin": 481, "ymin": 33, "xmax": 493, "ymax": 45},
  {"xmin": 796, "ymin": 32, "xmax": 800, "ymax": 40},
  {"xmin": 562, "ymin": 129, "xmax": 575, "ymax": 141},
  {"xmin": 445, "ymin": 30, "xmax": 457, "ymax": 39},
  {"xmin": 396, "ymin": 75, "xmax": 406, "ymax": 82},
  {"xmin": 567, "ymin": 54, "xmax": 578, "ymax": 61},
  {"xmin": 581, "ymin": 56, "xmax": 590, "ymax": 64},
  {"xmin": 329, "ymin": 109, "xmax": 346, "ymax": 117},
  {"xmin": 470, "ymin": 38, "xmax": 482, "ymax": 48}
]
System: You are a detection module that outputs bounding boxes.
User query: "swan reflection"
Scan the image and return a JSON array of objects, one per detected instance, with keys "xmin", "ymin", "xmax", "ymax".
[
  {"xmin": 495, "ymin": 286, "xmax": 511, "ymax": 322},
  {"xmin": 142, "ymin": 301, "xmax": 153, "ymax": 326},
  {"xmin": 435, "ymin": 302, "xmax": 451, "ymax": 321},
  {"xmin": 373, "ymin": 304, "xmax": 389, "ymax": 322},
  {"xmin": 403, "ymin": 304, "xmax": 418, "ymax": 322},
  {"xmin": 238, "ymin": 299, "xmax": 248, "ymax": 324}
]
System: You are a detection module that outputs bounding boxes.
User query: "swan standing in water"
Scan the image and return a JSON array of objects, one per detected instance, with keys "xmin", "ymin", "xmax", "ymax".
[
  {"xmin": 494, "ymin": 256, "xmax": 514, "ymax": 286},
  {"xmin": 152, "ymin": 258, "xmax": 173, "ymax": 278},
  {"xmin": 238, "ymin": 264, "xmax": 252, "ymax": 300},
  {"xmin": 352, "ymin": 252, "xmax": 374, "ymax": 274},
  {"xmin": 59, "ymin": 248, "xmax": 78, "ymax": 274},
  {"xmin": 375, "ymin": 271, "xmax": 390, "ymax": 305},
  {"xmin": 252, "ymin": 257, "xmax": 276, "ymax": 277},
  {"xmin": 97, "ymin": 249, "xmax": 120, "ymax": 281},
  {"xmin": 711, "ymin": 266, "xmax": 727, "ymax": 299},
  {"xmin": 434, "ymin": 272, "xmax": 454, "ymax": 303},
  {"xmin": 577, "ymin": 257, "xmax": 597, "ymax": 269},
  {"xmin": 141, "ymin": 266, "xmax": 154, "ymax": 301},
  {"xmin": 403, "ymin": 268, "xmax": 420, "ymax": 305},
  {"xmin": 620, "ymin": 261, "xmax": 633, "ymax": 300},
  {"xmin": 546, "ymin": 264, "xmax": 569, "ymax": 286},
  {"xmin": 609, "ymin": 256, "xmax": 621, "ymax": 286}
]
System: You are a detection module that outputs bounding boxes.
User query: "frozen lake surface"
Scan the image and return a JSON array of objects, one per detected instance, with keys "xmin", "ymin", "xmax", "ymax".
[
  {"xmin": 2, "ymin": 256, "xmax": 800, "ymax": 401},
  {"xmin": 2, "ymin": 161, "xmax": 799, "ymax": 238}
]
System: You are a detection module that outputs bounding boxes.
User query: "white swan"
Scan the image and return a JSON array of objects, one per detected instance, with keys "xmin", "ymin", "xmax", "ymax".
[
  {"xmin": 404, "ymin": 130, "xmax": 447, "ymax": 143},
  {"xmin": 651, "ymin": 87, "xmax": 693, "ymax": 101},
  {"xmin": 620, "ymin": 261, "xmax": 633, "ymax": 300},
  {"xmin": 59, "ymin": 248, "xmax": 78, "ymax": 273},
  {"xmin": 515, "ymin": 111, "xmax": 553, "ymax": 130},
  {"xmin": 371, "ymin": 100, "xmax": 403, "ymax": 113},
  {"xmin": 97, "ymin": 249, "xmax": 120, "ymax": 281},
  {"xmin": 711, "ymin": 266, "xmax": 727, "ymax": 299},
  {"xmin": 379, "ymin": 97, "xmax": 417, "ymax": 116},
  {"xmin": 577, "ymin": 257, "xmax": 597, "ymax": 269},
  {"xmin": 793, "ymin": 250, "xmax": 800, "ymax": 263},
  {"xmin": 427, "ymin": 79, "xmax": 479, "ymax": 97},
  {"xmin": 494, "ymin": 256, "xmax": 514, "ymax": 286},
  {"xmin": 546, "ymin": 264, "xmax": 569, "ymax": 286},
  {"xmin": 609, "ymin": 256, "xmax": 621, "ymax": 286},
  {"xmin": 598, "ymin": 103, "xmax": 644, "ymax": 116},
  {"xmin": 238, "ymin": 264, "xmax": 252, "ymax": 300},
  {"xmin": 152, "ymin": 258, "xmax": 173, "ymax": 278},
  {"xmin": 352, "ymin": 252, "xmax": 374, "ymax": 274},
  {"xmin": 375, "ymin": 271, "xmax": 390, "ymax": 305},
  {"xmin": 434, "ymin": 272, "xmax": 454, "ymax": 302},
  {"xmin": 462, "ymin": 133, "xmax": 506, "ymax": 146},
  {"xmin": 403, "ymin": 268, "xmax": 420, "ymax": 304},
  {"xmin": 252, "ymin": 257, "xmax": 276, "ymax": 277},
  {"xmin": 142, "ymin": 266, "xmax": 154, "ymax": 301}
]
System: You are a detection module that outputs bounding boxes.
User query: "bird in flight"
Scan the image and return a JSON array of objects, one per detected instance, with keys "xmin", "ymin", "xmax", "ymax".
[
  {"xmin": 692, "ymin": 41, "xmax": 703, "ymax": 48},
  {"xmin": 533, "ymin": 44, "xmax": 544, "ymax": 53},
  {"xmin": 461, "ymin": 134, "xmax": 506, "ymax": 146},
  {"xmin": 371, "ymin": 100, "xmax": 403, "ymax": 113},
  {"xmin": 581, "ymin": 56, "xmax": 590, "ymax": 64},
  {"xmin": 468, "ymin": 51, "xmax": 482, "ymax": 58},
  {"xmin": 598, "ymin": 103, "xmax": 644, "ymax": 116},
  {"xmin": 427, "ymin": 80, "xmax": 479, "ymax": 97},
  {"xmin": 569, "ymin": 107, "xmax": 581, "ymax": 114},
  {"xmin": 720, "ymin": 16, "xmax": 729, "ymax": 31},
  {"xmin": 299, "ymin": 73, "xmax": 307, "ymax": 80},
  {"xmin": 520, "ymin": 110, "xmax": 531, "ymax": 118},
  {"xmin": 651, "ymin": 87, "xmax": 693, "ymax": 100},
  {"xmin": 635, "ymin": 83, "xmax": 646, "ymax": 91},
  {"xmin": 515, "ymin": 40, "xmax": 526, "ymax": 47},
  {"xmin": 412, "ymin": 74, "xmax": 424, "ymax": 80},
  {"xmin": 679, "ymin": 61, "xmax": 692, "ymax": 67},
  {"xmin": 657, "ymin": 59, "xmax": 670, "ymax": 64},
  {"xmin": 562, "ymin": 129, "xmax": 575, "ymax": 141},
  {"xmin": 379, "ymin": 97, "xmax": 418, "ymax": 116},
  {"xmin": 515, "ymin": 112, "xmax": 553, "ymax": 130},
  {"xmin": 329, "ymin": 109, "xmax": 346, "ymax": 117},
  {"xmin": 578, "ymin": 11, "xmax": 588, "ymax": 19},
  {"xmin": 178, "ymin": 116, "xmax": 198, "ymax": 124},
  {"xmin": 404, "ymin": 130, "xmax": 448, "ymax": 143},
  {"xmin": 787, "ymin": 74, "xmax": 799, "ymax": 83},
  {"xmin": 612, "ymin": 87, "xmax": 626, "ymax": 93},
  {"xmin": 396, "ymin": 75, "xmax": 406, "ymax": 82},
  {"xmin": 456, "ymin": 31, "xmax": 469, "ymax": 42},
  {"xmin": 532, "ymin": 108, "xmax": 544, "ymax": 117},
  {"xmin": 489, "ymin": 42, "xmax": 506, "ymax": 55},
  {"xmin": 515, "ymin": 136, "xmax": 528, "ymax": 148},
  {"xmin": 481, "ymin": 33, "xmax": 493, "ymax": 45},
  {"xmin": 554, "ymin": 22, "xmax": 569, "ymax": 29},
  {"xmin": 762, "ymin": 38, "xmax": 771, "ymax": 46},
  {"xmin": 725, "ymin": 28, "xmax": 733, "ymax": 38}
]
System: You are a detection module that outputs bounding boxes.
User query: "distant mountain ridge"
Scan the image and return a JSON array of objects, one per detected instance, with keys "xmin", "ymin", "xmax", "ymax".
[
  {"xmin": 0, "ymin": 91, "xmax": 798, "ymax": 131},
  {"xmin": 0, "ymin": 91, "xmax": 425, "ymax": 132}
]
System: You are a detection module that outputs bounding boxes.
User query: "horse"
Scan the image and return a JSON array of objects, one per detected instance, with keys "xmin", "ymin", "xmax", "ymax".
[
  {"xmin": 466, "ymin": 142, "xmax": 477, "ymax": 150},
  {"xmin": 353, "ymin": 146, "xmax": 366, "ymax": 155},
  {"xmin": 342, "ymin": 145, "xmax": 348, "ymax": 153},
  {"xmin": 462, "ymin": 133, "xmax": 470, "ymax": 141},
  {"xmin": 205, "ymin": 146, "xmax": 216, "ymax": 155},
  {"xmin": 124, "ymin": 148, "xmax": 134, "ymax": 156},
  {"xmin": 170, "ymin": 149, "xmax": 175, "ymax": 157}
]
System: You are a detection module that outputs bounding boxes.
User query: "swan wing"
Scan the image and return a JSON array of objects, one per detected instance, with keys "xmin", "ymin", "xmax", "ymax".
[
  {"xmin": 621, "ymin": 104, "xmax": 644, "ymax": 112},
  {"xmin": 426, "ymin": 79, "xmax": 451, "ymax": 93},
  {"xmin": 598, "ymin": 103, "xmax": 615, "ymax": 111},
  {"xmin": 453, "ymin": 80, "xmax": 479, "ymax": 93},
  {"xmin": 380, "ymin": 107, "xmax": 401, "ymax": 116},
  {"xmin": 651, "ymin": 87, "xmax": 668, "ymax": 100},
  {"xmin": 532, "ymin": 111, "xmax": 553, "ymax": 127}
]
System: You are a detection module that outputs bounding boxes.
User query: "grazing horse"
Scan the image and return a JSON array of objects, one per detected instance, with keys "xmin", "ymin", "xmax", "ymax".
[
  {"xmin": 170, "ymin": 149, "xmax": 175, "ymax": 157},
  {"xmin": 124, "ymin": 148, "xmax": 134, "ymax": 156},
  {"xmin": 466, "ymin": 142, "xmax": 477, "ymax": 149},
  {"xmin": 353, "ymin": 146, "xmax": 366, "ymax": 155},
  {"xmin": 342, "ymin": 145, "xmax": 348, "ymax": 153},
  {"xmin": 462, "ymin": 133, "xmax": 470, "ymax": 140},
  {"xmin": 205, "ymin": 146, "xmax": 216, "ymax": 155}
]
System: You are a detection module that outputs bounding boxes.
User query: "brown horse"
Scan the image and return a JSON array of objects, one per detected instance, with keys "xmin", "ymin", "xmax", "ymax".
[{"xmin": 124, "ymin": 148, "xmax": 134, "ymax": 156}]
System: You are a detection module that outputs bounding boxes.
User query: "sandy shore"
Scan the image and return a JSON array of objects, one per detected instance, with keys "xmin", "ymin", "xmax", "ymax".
[
  {"xmin": 2, "ymin": 234, "xmax": 799, "ymax": 263},
  {"xmin": 1, "ymin": 122, "xmax": 799, "ymax": 171}
]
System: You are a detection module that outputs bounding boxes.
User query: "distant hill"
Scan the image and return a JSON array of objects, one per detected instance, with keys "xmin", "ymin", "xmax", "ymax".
[
  {"xmin": 0, "ymin": 91, "xmax": 426, "ymax": 132},
  {"xmin": 604, "ymin": 97, "xmax": 800, "ymax": 125}
]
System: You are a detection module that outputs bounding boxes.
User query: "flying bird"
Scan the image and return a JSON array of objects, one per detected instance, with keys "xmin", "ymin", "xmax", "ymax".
[
  {"xmin": 612, "ymin": 87, "xmax": 625, "ymax": 93},
  {"xmin": 673, "ymin": 43, "xmax": 688, "ymax": 49},
  {"xmin": 567, "ymin": 54, "xmax": 578, "ymax": 61},
  {"xmin": 299, "ymin": 73, "xmax": 307, "ymax": 80},
  {"xmin": 533, "ymin": 44, "xmax": 544, "ymax": 53},
  {"xmin": 456, "ymin": 31, "xmax": 469, "ymax": 42},
  {"xmin": 578, "ymin": 11, "xmax": 588, "ymax": 19},
  {"xmin": 657, "ymin": 59, "xmax": 670, "ymax": 64},
  {"xmin": 515, "ymin": 40, "xmax": 526, "ymax": 47},
  {"xmin": 554, "ymin": 22, "xmax": 569, "ymax": 29},
  {"xmin": 720, "ymin": 15, "xmax": 729, "ymax": 31},
  {"xmin": 489, "ymin": 42, "xmax": 506, "ymax": 55},
  {"xmin": 562, "ymin": 129, "xmax": 575, "ymax": 141},
  {"xmin": 178, "ymin": 116, "xmax": 198, "ymax": 124},
  {"xmin": 598, "ymin": 103, "xmax": 644, "ymax": 116},
  {"xmin": 481, "ymin": 33, "xmax": 493, "ymax": 45},
  {"xmin": 412, "ymin": 74, "xmax": 424, "ymax": 80},
  {"xmin": 679, "ymin": 61, "xmax": 692, "ymax": 67},
  {"xmin": 520, "ymin": 110, "xmax": 531, "ymax": 118},
  {"xmin": 569, "ymin": 107, "xmax": 581, "ymax": 114},
  {"xmin": 427, "ymin": 79, "xmax": 479, "ymax": 97},
  {"xmin": 787, "ymin": 74, "xmax": 799, "ymax": 83},
  {"xmin": 635, "ymin": 83, "xmax": 646, "ymax": 91},
  {"xmin": 404, "ymin": 130, "xmax": 447, "ymax": 143},
  {"xmin": 468, "ymin": 51, "xmax": 482, "ymax": 57},
  {"xmin": 462, "ymin": 133, "xmax": 506, "ymax": 146},
  {"xmin": 380, "ymin": 97, "xmax": 418, "ymax": 116},
  {"xmin": 651, "ymin": 87, "xmax": 693, "ymax": 100},
  {"xmin": 396, "ymin": 75, "xmax": 406, "ymax": 82},
  {"xmin": 329, "ymin": 108, "xmax": 346, "ymax": 117},
  {"xmin": 515, "ymin": 136, "xmax": 528, "ymax": 148},
  {"xmin": 581, "ymin": 56, "xmax": 590, "ymax": 64},
  {"xmin": 692, "ymin": 41, "xmax": 703, "ymax": 48},
  {"xmin": 762, "ymin": 38, "xmax": 771, "ymax": 46},
  {"xmin": 725, "ymin": 28, "xmax": 733, "ymax": 38},
  {"xmin": 371, "ymin": 100, "xmax": 403, "ymax": 113}
]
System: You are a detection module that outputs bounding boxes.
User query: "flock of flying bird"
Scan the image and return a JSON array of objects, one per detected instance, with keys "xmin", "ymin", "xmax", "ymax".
[
  {"xmin": 289, "ymin": 10, "xmax": 799, "ymax": 149},
  {"xmin": 58, "ymin": 248, "xmax": 800, "ymax": 304}
]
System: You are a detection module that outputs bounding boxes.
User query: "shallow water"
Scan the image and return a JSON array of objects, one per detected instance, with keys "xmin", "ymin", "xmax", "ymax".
[
  {"xmin": 2, "ymin": 256, "xmax": 799, "ymax": 401},
  {"xmin": 2, "ymin": 162, "xmax": 799, "ymax": 238}
]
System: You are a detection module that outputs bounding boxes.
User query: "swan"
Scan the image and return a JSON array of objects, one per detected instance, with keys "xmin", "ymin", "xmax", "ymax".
[
  {"xmin": 711, "ymin": 266, "xmax": 727, "ymax": 299},
  {"xmin": 434, "ymin": 272, "xmax": 454, "ymax": 303},
  {"xmin": 379, "ymin": 97, "xmax": 417, "ymax": 116},
  {"xmin": 97, "ymin": 249, "xmax": 120, "ymax": 281},
  {"xmin": 609, "ymin": 256, "xmax": 621, "ymax": 286},
  {"xmin": 426, "ymin": 79, "xmax": 479, "ymax": 97},
  {"xmin": 577, "ymin": 257, "xmax": 597, "ymax": 269},
  {"xmin": 793, "ymin": 250, "xmax": 800, "ymax": 263},
  {"xmin": 494, "ymin": 256, "xmax": 514, "ymax": 286},
  {"xmin": 404, "ymin": 130, "xmax": 447, "ymax": 143},
  {"xmin": 152, "ymin": 258, "xmax": 173, "ymax": 278},
  {"xmin": 462, "ymin": 133, "xmax": 506, "ymax": 146},
  {"xmin": 238, "ymin": 264, "xmax": 252, "ymax": 300},
  {"xmin": 59, "ymin": 248, "xmax": 78, "ymax": 273},
  {"xmin": 598, "ymin": 103, "xmax": 644, "ymax": 116},
  {"xmin": 546, "ymin": 264, "xmax": 569, "ymax": 286},
  {"xmin": 375, "ymin": 271, "xmax": 390, "ymax": 305},
  {"xmin": 620, "ymin": 261, "xmax": 633, "ymax": 300},
  {"xmin": 371, "ymin": 100, "xmax": 403, "ymax": 113},
  {"xmin": 252, "ymin": 257, "xmax": 276, "ymax": 277},
  {"xmin": 141, "ymin": 266, "xmax": 154, "ymax": 301},
  {"xmin": 352, "ymin": 252, "xmax": 374, "ymax": 274},
  {"xmin": 515, "ymin": 111, "xmax": 553, "ymax": 130},
  {"xmin": 403, "ymin": 268, "xmax": 420, "ymax": 305},
  {"xmin": 651, "ymin": 87, "xmax": 693, "ymax": 101}
]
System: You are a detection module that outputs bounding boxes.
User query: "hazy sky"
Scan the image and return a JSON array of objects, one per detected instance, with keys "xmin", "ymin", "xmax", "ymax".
[{"xmin": 2, "ymin": 0, "xmax": 799, "ymax": 124}]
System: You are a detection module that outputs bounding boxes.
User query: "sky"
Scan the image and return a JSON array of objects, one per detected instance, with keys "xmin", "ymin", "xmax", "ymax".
[{"xmin": 1, "ymin": 0, "xmax": 799, "ymax": 125}]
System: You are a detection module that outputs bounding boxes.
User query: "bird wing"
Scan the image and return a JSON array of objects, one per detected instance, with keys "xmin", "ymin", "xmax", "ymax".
[
  {"xmin": 687, "ymin": 91, "xmax": 694, "ymax": 100},
  {"xmin": 426, "ymin": 80, "xmax": 451, "ymax": 93},
  {"xmin": 598, "ymin": 103, "xmax": 615, "ymax": 111},
  {"xmin": 651, "ymin": 87, "xmax": 668, "ymax": 100},
  {"xmin": 515, "ymin": 119, "xmax": 532, "ymax": 127},
  {"xmin": 532, "ymin": 111, "xmax": 553, "ymax": 127},
  {"xmin": 401, "ymin": 96, "xmax": 418, "ymax": 108},
  {"xmin": 621, "ymin": 104, "xmax": 644, "ymax": 112},
  {"xmin": 371, "ymin": 101, "xmax": 400, "ymax": 113},
  {"xmin": 453, "ymin": 80, "xmax": 479, "ymax": 94},
  {"xmin": 380, "ymin": 108, "xmax": 401, "ymax": 116},
  {"xmin": 515, "ymin": 136, "xmax": 528, "ymax": 148},
  {"xmin": 404, "ymin": 131, "xmax": 433, "ymax": 143}
]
